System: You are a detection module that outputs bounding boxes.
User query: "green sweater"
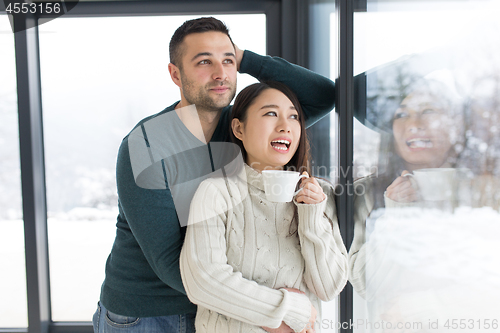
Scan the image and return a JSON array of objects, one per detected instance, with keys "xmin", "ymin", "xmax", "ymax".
[{"xmin": 100, "ymin": 50, "xmax": 336, "ymax": 317}]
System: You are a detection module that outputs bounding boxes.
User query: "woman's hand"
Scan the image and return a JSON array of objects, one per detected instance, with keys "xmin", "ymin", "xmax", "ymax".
[
  {"xmin": 295, "ymin": 172, "xmax": 326, "ymax": 205},
  {"xmin": 262, "ymin": 288, "xmax": 316, "ymax": 333},
  {"xmin": 301, "ymin": 304, "xmax": 317, "ymax": 333},
  {"xmin": 386, "ymin": 170, "xmax": 418, "ymax": 202},
  {"xmin": 262, "ymin": 322, "xmax": 294, "ymax": 333}
]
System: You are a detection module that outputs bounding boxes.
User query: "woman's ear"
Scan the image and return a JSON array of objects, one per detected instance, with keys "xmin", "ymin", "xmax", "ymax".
[{"xmin": 231, "ymin": 118, "xmax": 244, "ymax": 140}]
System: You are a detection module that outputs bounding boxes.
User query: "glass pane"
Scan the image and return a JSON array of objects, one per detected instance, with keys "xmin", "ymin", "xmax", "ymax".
[
  {"xmin": 0, "ymin": 14, "xmax": 28, "ymax": 328},
  {"xmin": 38, "ymin": 14, "xmax": 265, "ymax": 322},
  {"xmin": 352, "ymin": 1, "xmax": 500, "ymax": 331},
  {"xmin": 310, "ymin": 2, "xmax": 339, "ymax": 332}
]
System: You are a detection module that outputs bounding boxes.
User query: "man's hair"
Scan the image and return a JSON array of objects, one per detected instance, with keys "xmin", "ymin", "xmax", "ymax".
[{"xmin": 169, "ymin": 17, "xmax": 234, "ymax": 69}]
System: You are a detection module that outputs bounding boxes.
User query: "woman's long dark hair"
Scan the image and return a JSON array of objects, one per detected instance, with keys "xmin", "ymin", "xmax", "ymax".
[{"xmin": 230, "ymin": 81, "xmax": 310, "ymax": 173}]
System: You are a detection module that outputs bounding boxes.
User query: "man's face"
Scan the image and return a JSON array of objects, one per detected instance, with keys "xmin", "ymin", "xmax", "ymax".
[{"xmin": 176, "ymin": 31, "xmax": 237, "ymax": 112}]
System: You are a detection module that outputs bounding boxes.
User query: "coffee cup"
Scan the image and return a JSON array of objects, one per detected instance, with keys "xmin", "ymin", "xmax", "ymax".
[
  {"xmin": 262, "ymin": 170, "xmax": 307, "ymax": 202},
  {"xmin": 404, "ymin": 168, "xmax": 457, "ymax": 201}
]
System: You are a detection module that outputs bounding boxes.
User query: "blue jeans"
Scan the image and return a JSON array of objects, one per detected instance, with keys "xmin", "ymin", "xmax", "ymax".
[{"xmin": 92, "ymin": 302, "xmax": 196, "ymax": 333}]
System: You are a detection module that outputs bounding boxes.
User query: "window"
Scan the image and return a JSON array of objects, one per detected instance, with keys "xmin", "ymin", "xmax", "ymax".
[
  {"xmin": 0, "ymin": 14, "xmax": 28, "ymax": 328},
  {"xmin": 38, "ymin": 13, "xmax": 266, "ymax": 321},
  {"xmin": 352, "ymin": 1, "xmax": 500, "ymax": 331}
]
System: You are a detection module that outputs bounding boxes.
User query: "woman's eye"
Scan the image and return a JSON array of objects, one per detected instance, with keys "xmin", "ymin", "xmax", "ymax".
[
  {"xmin": 393, "ymin": 112, "xmax": 408, "ymax": 120},
  {"xmin": 422, "ymin": 108, "xmax": 437, "ymax": 114},
  {"xmin": 264, "ymin": 111, "xmax": 277, "ymax": 116},
  {"xmin": 290, "ymin": 114, "xmax": 299, "ymax": 120}
]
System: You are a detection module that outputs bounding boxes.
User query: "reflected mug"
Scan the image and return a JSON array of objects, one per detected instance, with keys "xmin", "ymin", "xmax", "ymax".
[{"xmin": 405, "ymin": 168, "xmax": 457, "ymax": 201}]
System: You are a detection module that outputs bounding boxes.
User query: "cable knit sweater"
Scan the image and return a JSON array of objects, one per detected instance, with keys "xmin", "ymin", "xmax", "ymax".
[{"xmin": 180, "ymin": 164, "xmax": 348, "ymax": 333}]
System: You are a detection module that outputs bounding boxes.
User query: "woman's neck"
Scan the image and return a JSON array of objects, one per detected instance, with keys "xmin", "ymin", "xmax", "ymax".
[{"xmin": 246, "ymin": 161, "xmax": 284, "ymax": 173}]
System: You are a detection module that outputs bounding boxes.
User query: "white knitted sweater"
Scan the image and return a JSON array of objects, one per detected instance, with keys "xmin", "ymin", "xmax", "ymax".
[{"xmin": 180, "ymin": 164, "xmax": 348, "ymax": 333}]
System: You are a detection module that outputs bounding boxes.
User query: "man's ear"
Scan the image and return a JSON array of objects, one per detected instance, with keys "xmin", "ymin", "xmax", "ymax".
[
  {"xmin": 231, "ymin": 118, "xmax": 244, "ymax": 140},
  {"xmin": 168, "ymin": 63, "xmax": 182, "ymax": 88}
]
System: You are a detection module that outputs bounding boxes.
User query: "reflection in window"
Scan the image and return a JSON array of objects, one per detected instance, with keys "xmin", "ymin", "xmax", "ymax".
[
  {"xmin": 0, "ymin": 14, "xmax": 28, "ymax": 328},
  {"xmin": 351, "ymin": 1, "xmax": 500, "ymax": 332},
  {"xmin": 38, "ymin": 14, "xmax": 265, "ymax": 321}
]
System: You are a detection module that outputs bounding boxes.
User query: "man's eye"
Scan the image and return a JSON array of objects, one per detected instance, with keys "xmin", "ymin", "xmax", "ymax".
[
  {"xmin": 199, "ymin": 60, "xmax": 210, "ymax": 65},
  {"xmin": 223, "ymin": 59, "xmax": 234, "ymax": 64}
]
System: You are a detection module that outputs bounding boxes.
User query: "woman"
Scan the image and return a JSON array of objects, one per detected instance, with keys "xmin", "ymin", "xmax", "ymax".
[
  {"xmin": 348, "ymin": 77, "xmax": 471, "ymax": 331},
  {"xmin": 349, "ymin": 77, "xmax": 464, "ymax": 294},
  {"xmin": 180, "ymin": 81, "xmax": 348, "ymax": 333}
]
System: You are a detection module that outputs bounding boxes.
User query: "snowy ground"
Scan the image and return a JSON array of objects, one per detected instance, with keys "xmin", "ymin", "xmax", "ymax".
[
  {"xmin": 0, "ymin": 209, "xmax": 339, "ymax": 331},
  {"xmin": 354, "ymin": 206, "xmax": 500, "ymax": 333},
  {"xmin": 4, "ymin": 205, "xmax": 499, "ymax": 331},
  {"xmin": 0, "ymin": 208, "xmax": 117, "ymax": 327}
]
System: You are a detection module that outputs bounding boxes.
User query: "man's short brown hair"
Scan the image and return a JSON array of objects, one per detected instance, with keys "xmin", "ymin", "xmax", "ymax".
[{"xmin": 169, "ymin": 17, "xmax": 234, "ymax": 69}]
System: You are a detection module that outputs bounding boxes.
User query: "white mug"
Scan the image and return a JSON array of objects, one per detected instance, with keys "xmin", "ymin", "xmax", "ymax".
[
  {"xmin": 262, "ymin": 170, "xmax": 307, "ymax": 202},
  {"xmin": 405, "ymin": 168, "xmax": 457, "ymax": 201}
]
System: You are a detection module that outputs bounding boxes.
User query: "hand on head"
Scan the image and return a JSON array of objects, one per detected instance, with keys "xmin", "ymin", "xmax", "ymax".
[{"xmin": 234, "ymin": 44, "xmax": 244, "ymax": 71}]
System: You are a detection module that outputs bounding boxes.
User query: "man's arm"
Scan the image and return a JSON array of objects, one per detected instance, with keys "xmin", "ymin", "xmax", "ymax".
[
  {"xmin": 237, "ymin": 48, "xmax": 335, "ymax": 127},
  {"xmin": 115, "ymin": 137, "xmax": 186, "ymax": 294}
]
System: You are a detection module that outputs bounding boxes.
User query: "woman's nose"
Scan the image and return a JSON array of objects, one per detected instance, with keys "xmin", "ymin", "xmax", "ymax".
[
  {"xmin": 277, "ymin": 118, "xmax": 292, "ymax": 133},
  {"xmin": 407, "ymin": 114, "xmax": 425, "ymax": 132}
]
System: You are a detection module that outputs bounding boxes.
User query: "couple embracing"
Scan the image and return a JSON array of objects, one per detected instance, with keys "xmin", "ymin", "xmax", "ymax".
[{"xmin": 93, "ymin": 17, "xmax": 348, "ymax": 333}]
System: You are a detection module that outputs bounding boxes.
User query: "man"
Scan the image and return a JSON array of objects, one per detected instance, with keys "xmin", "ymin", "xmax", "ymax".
[{"xmin": 92, "ymin": 17, "xmax": 335, "ymax": 333}]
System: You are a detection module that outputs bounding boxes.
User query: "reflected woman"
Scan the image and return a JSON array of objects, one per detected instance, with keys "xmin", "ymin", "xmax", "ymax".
[
  {"xmin": 383, "ymin": 79, "xmax": 463, "ymax": 204},
  {"xmin": 349, "ymin": 77, "xmax": 464, "ymax": 297},
  {"xmin": 350, "ymin": 73, "xmax": 500, "ymax": 331}
]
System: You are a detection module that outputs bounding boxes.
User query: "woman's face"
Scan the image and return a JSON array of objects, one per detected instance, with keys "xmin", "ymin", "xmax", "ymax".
[
  {"xmin": 392, "ymin": 91, "xmax": 454, "ymax": 171},
  {"xmin": 232, "ymin": 88, "xmax": 301, "ymax": 172}
]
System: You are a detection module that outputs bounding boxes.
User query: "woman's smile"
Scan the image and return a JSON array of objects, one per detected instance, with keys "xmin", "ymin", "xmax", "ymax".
[
  {"xmin": 405, "ymin": 136, "xmax": 433, "ymax": 150},
  {"xmin": 270, "ymin": 137, "xmax": 292, "ymax": 152}
]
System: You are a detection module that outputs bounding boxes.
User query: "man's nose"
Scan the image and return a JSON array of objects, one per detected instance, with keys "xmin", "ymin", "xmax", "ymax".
[{"xmin": 212, "ymin": 61, "xmax": 227, "ymax": 81}]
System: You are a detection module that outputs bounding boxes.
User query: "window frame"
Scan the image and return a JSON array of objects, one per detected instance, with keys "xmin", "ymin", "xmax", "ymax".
[{"xmin": 2, "ymin": 1, "xmax": 346, "ymax": 333}]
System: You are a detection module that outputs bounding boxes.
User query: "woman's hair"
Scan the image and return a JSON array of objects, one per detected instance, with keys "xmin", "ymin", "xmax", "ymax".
[{"xmin": 230, "ymin": 81, "xmax": 310, "ymax": 173}]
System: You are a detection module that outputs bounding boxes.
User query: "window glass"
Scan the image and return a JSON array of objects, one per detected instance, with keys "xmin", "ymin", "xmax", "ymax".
[
  {"xmin": 0, "ymin": 14, "xmax": 28, "ymax": 328},
  {"xmin": 352, "ymin": 1, "xmax": 500, "ymax": 331},
  {"xmin": 38, "ymin": 14, "xmax": 266, "ymax": 321},
  {"xmin": 309, "ymin": 3, "xmax": 339, "ymax": 332}
]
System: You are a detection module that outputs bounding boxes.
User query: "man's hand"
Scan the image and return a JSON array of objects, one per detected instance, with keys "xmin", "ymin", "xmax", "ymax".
[
  {"xmin": 234, "ymin": 44, "xmax": 244, "ymax": 71},
  {"xmin": 386, "ymin": 170, "xmax": 418, "ymax": 202}
]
